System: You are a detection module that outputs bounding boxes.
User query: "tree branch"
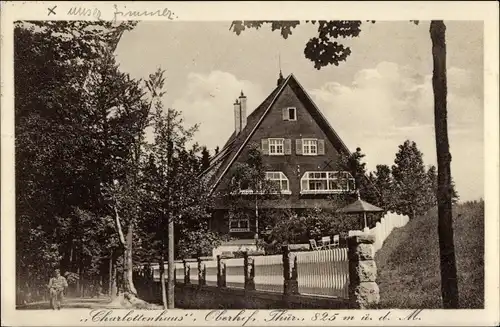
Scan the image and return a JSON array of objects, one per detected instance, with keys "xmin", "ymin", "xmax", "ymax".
[{"xmin": 113, "ymin": 201, "xmax": 126, "ymax": 246}]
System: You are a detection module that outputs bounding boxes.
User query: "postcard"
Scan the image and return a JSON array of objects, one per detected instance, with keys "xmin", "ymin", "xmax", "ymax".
[{"xmin": 1, "ymin": 1, "xmax": 498, "ymax": 326}]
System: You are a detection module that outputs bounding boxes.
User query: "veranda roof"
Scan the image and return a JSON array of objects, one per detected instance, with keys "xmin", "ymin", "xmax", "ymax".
[{"xmin": 337, "ymin": 198, "xmax": 383, "ymax": 213}]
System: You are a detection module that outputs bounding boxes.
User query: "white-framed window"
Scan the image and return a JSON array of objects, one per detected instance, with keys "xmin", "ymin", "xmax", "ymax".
[
  {"xmin": 265, "ymin": 171, "xmax": 291, "ymax": 194},
  {"xmin": 282, "ymin": 107, "xmax": 297, "ymax": 121},
  {"xmin": 300, "ymin": 171, "xmax": 355, "ymax": 194},
  {"xmin": 269, "ymin": 138, "xmax": 285, "ymax": 155},
  {"xmin": 302, "ymin": 139, "xmax": 318, "ymax": 155},
  {"xmin": 229, "ymin": 219, "xmax": 250, "ymax": 232}
]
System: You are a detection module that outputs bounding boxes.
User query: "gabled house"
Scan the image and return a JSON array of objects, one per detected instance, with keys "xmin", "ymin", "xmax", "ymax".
[{"xmin": 201, "ymin": 72, "xmax": 357, "ymax": 246}]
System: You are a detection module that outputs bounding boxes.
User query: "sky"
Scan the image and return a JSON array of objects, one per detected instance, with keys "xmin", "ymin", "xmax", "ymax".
[{"xmin": 115, "ymin": 21, "xmax": 484, "ymax": 202}]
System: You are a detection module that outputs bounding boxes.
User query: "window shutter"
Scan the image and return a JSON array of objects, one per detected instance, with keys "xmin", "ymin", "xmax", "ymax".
[
  {"xmin": 282, "ymin": 108, "xmax": 289, "ymax": 121},
  {"xmin": 261, "ymin": 139, "xmax": 269, "ymax": 155},
  {"xmin": 318, "ymin": 139, "xmax": 325, "ymax": 155},
  {"xmin": 284, "ymin": 139, "xmax": 292, "ymax": 155},
  {"xmin": 295, "ymin": 139, "xmax": 302, "ymax": 155}
]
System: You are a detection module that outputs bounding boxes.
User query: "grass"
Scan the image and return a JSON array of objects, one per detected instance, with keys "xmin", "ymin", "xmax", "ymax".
[{"xmin": 375, "ymin": 201, "xmax": 484, "ymax": 309}]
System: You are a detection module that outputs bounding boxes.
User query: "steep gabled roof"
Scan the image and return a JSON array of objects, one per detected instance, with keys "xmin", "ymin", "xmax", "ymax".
[{"xmin": 201, "ymin": 73, "xmax": 352, "ymax": 195}]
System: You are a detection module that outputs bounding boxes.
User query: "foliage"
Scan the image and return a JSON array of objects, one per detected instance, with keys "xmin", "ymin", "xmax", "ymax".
[
  {"xmin": 141, "ymin": 68, "xmax": 222, "ymax": 263},
  {"xmin": 222, "ymin": 144, "xmax": 283, "ymax": 236},
  {"xmin": 370, "ymin": 164, "xmax": 396, "ymax": 211},
  {"xmin": 201, "ymin": 147, "xmax": 211, "ymax": 171},
  {"xmin": 15, "ymin": 20, "xmax": 139, "ymax": 296},
  {"xmin": 391, "ymin": 140, "xmax": 431, "ymax": 218},
  {"xmin": 15, "ymin": 20, "xmax": 222, "ymax": 301},
  {"xmin": 177, "ymin": 230, "xmax": 223, "ymax": 259},
  {"xmin": 230, "ymin": 20, "xmax": 369, "ymax": 69},
  {"xmin": 340, "ymin": 147, "xmax": 379, "ymax": 203},
  {"xmin": 258, "ymin": 207, "xmax": 360, "ymax": 254},
  {"xmin": 64, "ymin": 272, "xmax": 81, "ymax": 285}
]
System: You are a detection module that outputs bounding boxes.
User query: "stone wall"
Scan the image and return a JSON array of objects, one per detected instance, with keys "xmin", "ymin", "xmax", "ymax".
[{"xmin": 347, "ymin": 234, "xmax": 379, "ymax": 309}]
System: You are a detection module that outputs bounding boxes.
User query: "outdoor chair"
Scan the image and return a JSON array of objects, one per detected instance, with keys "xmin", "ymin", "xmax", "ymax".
[
  {"xmin": 309, "ymin": 239, "xmax": 323, "ymax": 251},
  {"xmin": 321, "ymin": 236, "xmax": 332, "ymax": 249},
  {"xmin": 332, "ymin": 234, "xmax": 340, "ymax": 247}
]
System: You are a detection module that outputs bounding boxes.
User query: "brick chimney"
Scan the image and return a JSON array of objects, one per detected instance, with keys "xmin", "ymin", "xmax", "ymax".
[
  {"xmin": 234, "ymin": 99, "xmax": 241, "ymax": 134},
  {"xmin": 239, "ymin": 90, "xmax": 247, "ymax": 131},
  {"xmin": 277, "ymin": 70, "xmax": 284, "ymax": 86}
]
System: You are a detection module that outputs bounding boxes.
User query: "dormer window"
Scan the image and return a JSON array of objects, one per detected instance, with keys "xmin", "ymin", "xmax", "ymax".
[{"xmin": 282, "ymin": 107, "xmax": 297, "ymax": 121}]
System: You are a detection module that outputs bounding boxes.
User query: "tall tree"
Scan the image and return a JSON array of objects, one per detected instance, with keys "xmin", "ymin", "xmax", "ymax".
[
  {"xmin": 391, "ymin": 140, "xmax": 428, "ymax": 219},
  {"xmin": 230, "ymin": 19, "xmax": 459, "ymax": 307},
  {"xmin": 341, "ymin": 147, "xmax": 379, "ymax": 204},
  {"xmin": 143, "ymin": 68, "xmax": 221, "ymax": 307},
  {"xmin": 425, "ymin": 165, "xmax": 459, "ymax": 209},
  {"xmin": 14, "ymin": 20, "xmax": 136, "ymax": 301},
  {"xmin": 430, "ymin": 20, "xmax": 458, "ymax": 308},
  {"xmin": 372, "ymin": 164, "xmax": 395, "ymax": 211},
  {"xmin": 98, "ymin": 60, "xmax": 153, "ymax": 304}
]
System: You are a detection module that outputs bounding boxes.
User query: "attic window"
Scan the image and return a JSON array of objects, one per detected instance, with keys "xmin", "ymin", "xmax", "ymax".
[
  {"xmin": 269, "ymin": 138, "xmax": 285, "ymax": 155},
  {"xmin": 302, "ymin": 139, "xmax": 318, "ymax": 155},
  {"xmin": 282, "ymin": 107, "xmax": 297, "ymax": 121}
]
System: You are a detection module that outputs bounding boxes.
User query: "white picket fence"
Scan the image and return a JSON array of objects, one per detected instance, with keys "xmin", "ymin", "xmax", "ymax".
[
  {"xmin": 204, "ymin": 260, "xmax": 218, "ymax": 287},
  {"xmin": 296, "ymin": 248, "xmax": 349, "ymax": 298},
  {"xmin": 348, "ymin": 211, "xmax": 410, "ymax": 253},
  {"xmin": 253, "ymin": 254, "xmax": 283, "ymax": 293},
  {"xmin": 224, "ymin": 258, "xmax": 245, "ymax": 289},
  {"xmin": 370, "ymin": 211, "xmax": 409, "ymax": 253}
]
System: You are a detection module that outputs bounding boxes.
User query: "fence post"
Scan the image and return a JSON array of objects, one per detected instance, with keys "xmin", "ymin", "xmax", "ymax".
[
  {"xmin": 183, "ymin": 260, "xmax": 190, "ymax": 285},
  {"xmin": 282, "ymin": 245, "xmax": 298, "ymax": 295},
  {"xmin": 347, "ymin": 234, "xmax": 379, "ymax": 309},
  {"xmin": 243, "ymin": 252, "xmax": 255, "ymax": 291},
  {"xmin": 217, "ymin": 255, "xmax": 226, "ymax": 288},
  {"xmin": 198, "ymin": 258, "xmax": 206, "ymax": 288}
]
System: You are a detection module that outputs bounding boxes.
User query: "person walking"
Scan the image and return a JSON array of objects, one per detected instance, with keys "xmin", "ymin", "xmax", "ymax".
[{"xmin": 48, "ymin": 269, "xmax": 68, "ymax": 310}]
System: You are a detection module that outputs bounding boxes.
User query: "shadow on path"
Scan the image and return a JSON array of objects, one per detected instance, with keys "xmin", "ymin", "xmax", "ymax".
[{"xmin": 16, "ymin": 297, "xmax": 116, "ymax": 310}]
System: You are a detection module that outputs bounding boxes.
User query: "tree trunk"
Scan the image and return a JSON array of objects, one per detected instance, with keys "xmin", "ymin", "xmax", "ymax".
[
  {"xmin": 122, "ymin": 224, "xmax": 138, "ymax": 295},
  {"xmin": 108, "ymin": 250, "xmax": 113, "ymax": 297},
  {"xmin": 76, "ymin": 255, "xmax": 81, "ymax": 297},
  {"xmin": 159, "ymin": 256, "xmax": 167, "ymax": 309},
  {"xmin": 254, "ymin": 196, "xmax": 259, "ymax": 239},
  {"xmin": 110, "ymin": 257, "xmax": 118, "ymax": 299},
  {"xmin": 430, "ymin": 20, "xmax": 459, "ymax": 309},
  {"xmin": 167, "ymin": 215, "xmax": 175, "ymax": 308}
]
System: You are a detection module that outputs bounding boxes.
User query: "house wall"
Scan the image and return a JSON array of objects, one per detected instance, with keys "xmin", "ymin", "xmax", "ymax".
[{"xmin": 219, "ymin": 84, "xmax": 347, "ymax": 207}]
